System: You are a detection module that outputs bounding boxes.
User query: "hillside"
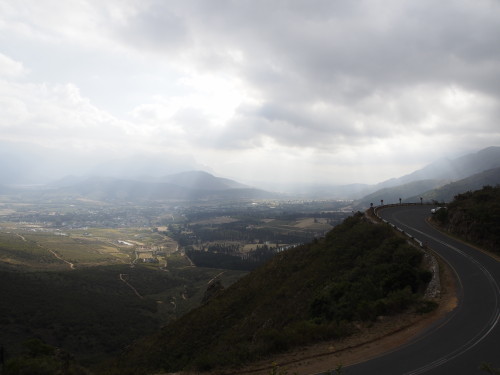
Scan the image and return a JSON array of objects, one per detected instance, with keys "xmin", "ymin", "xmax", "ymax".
[
  {"xmin": 352, "ymin": 146, "xmax": 500, "ymax": 207},
  {"xmin": 0, "ymin": 228, "xmax": 247, "ymax": 372},
  {"xmin": 354, "ymin": 179, "xmax": 447, "ymax": 208},
  {"xmin": 110, "ymin": 213, "xmax": 434, "ymax": 374},
  {"xmin": 431, "ymin": 185, "xmax": 500, "ymax": 254},
  {"xmin": 407, "ymin": 167, "xmax": 500, "ymax": 203},
  {"xmin": 378, "ymin": 146, "xmax": 500, "ymax": 188},
  {"xmin": 0, "ymin": 264, "xmax": 159, "ymax": 364}
]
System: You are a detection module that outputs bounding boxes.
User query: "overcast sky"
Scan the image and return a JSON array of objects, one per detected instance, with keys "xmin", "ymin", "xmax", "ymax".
[{"xmin": 1, "ymin": 0, "xmax": 500, "ymax": 186}]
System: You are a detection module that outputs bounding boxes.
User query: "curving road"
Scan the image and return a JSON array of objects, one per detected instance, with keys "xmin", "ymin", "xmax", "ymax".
[{"xmin": 342, "ymin": 205, "xmax": 500, "ymax": 375}]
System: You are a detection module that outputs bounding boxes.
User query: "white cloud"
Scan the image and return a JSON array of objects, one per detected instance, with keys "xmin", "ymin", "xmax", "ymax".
[
  {"xmin": 0, "ymin": 78, "xmax": 133, "ymax": 153},
  {"xmin": 0, "ymin": 53, "xmax": 28, "ymax": 78},
  {"xmin": 1, "ymin": 0, "xmax": 500, "ymax": 186}
]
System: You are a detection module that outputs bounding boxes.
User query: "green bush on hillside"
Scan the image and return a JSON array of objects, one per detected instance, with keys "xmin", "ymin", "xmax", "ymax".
[
  {"xmin": 433, "ymin": 185, "xmax": 500, "ymax": 253},
  {"xmin": 4, "ymin": 338, "xmax": 90, "ymax": 375},
  {"xmin": 112, "ymin": 213, "xmax": 434, "ymax": 374},
  {"xmin": 310, "ymin": 224, "xmax": 430, "ymax": 323}
]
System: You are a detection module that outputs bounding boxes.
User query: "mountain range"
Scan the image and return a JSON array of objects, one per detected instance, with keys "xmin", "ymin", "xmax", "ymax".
[
  {"xmin": 352, "ymin": 146, "xmax": 500, "ymax": 207},
  {"xmin": 2, "ymin": 146, "xmax": 500, "ymax": 204},
  {"xmin": 377, "ymin": 146, "xmax": 500, "ymax": 187},
  {"xmin": 26, "ymin": 171, "xmax": 276, "ymax": 202},
  {"xmin": 406, "ymin": 166, "xmax": 500, "ymax": 203}
]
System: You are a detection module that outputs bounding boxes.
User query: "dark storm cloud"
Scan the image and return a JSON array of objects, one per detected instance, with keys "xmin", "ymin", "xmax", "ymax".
[{"xmin": 119, "ymin": 0, "xmax": 500, "ymax": 150}]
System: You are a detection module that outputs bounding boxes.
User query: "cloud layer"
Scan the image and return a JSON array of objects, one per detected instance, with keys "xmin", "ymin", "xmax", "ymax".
[{"xmin": 1, "ymin": 0, "xmax": 500, "ymax": 185}]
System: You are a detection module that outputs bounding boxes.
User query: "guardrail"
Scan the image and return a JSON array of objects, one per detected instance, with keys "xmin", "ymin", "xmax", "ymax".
[
  {"xmin": 369, "ymin": 203, "xmax": 440, "ymax": 298},
  {"xmin": 372, "ymin": 203, "xmax": 431, "ymax": 248}
]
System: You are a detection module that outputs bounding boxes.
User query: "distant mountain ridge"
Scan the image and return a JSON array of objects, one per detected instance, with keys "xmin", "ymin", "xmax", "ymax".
[
  {"xmin": 157, "ymin": 170, "xmax": 249, "ymax": 190},
  {"xmin": 46, "ymin": 171, "xmax": 277, "ymax": 202},
  {"xmin": 354, "ymin": 146, "xmax": 500, "ymax": 207},
  {"xmin": 3, "ymin": 146, "xmax": 500, "ymax": 203},
  {"xmin": 406, "ymin": 166, "xmax": 500, "ymax": 203},
  {"xmin": 377, "ymin": 146, "xmax": 500, "ymax": 188},
  {"xmin": 355, "ymin": 179, "xmax": 447, "ymax": 207}
]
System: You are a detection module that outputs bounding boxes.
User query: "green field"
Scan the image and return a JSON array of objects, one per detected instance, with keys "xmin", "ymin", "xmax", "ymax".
[{"xmin": 0, "ymin": 224, "xmax": 182, "ymax": 269}]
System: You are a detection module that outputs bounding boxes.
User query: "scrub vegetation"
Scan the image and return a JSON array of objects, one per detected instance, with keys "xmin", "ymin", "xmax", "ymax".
[
  {"xmin": 0, "ymin": 200, "xmax": 437, "ymax": 374},
  {"xmin": 432, "ymin": 185, "xmax": 500, "ymax": 254},
  {"xmin": 111, "ymin": 213, "xmax": 433, "ymax": 374},
  {"xmin": 0, "ymin": 227, "xmax": 245, "ymax": 373}
]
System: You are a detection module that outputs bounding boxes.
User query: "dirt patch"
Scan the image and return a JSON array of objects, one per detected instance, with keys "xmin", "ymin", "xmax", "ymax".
[{"xmin": 217, "ymin": 257, "xmax": 458, "ymax": 375}]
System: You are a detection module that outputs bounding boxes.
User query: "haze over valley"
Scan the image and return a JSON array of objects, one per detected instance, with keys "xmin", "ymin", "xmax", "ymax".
[
  {"xmin": 2, "ymin": 1, "xmax": 500, "ymax": 374},
  {"xmin": 2, "ymin": 146, "xmax": 500, "ymax": 205}
]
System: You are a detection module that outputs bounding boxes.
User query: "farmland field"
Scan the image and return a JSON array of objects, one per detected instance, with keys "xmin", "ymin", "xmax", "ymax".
[{"xmin": 0, "ymin": 198, "xmax": 351, "ymax": 369}]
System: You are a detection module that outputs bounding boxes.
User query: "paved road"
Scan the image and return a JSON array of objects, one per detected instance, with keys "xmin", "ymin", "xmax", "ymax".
[{"xmin": 342, "ymin": 205, "xmax": 500, "ymax": 375}]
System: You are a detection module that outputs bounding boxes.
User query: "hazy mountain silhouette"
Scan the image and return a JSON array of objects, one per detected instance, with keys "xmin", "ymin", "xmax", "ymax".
[
  {"xmin": 48, "ymin": 172, "xmax": 277, "ymax": 201},
  {"xmin": 355, "ymin": 179, "xmax": 447, "ymax": 207},
  {"xmin": 157, "ymin": 170, "xmax": 249, "ymax": 190},
  {"xmin": 353, "ymin": 146, "xmax": 500, "ymax": 207},
  {"xmin": 376, "ymin": 146, "xmax": 500, "ymax": 188},
  {"xmin": 2, "ymin": 141, "xmax": 499, "ymax": 202},
  {"xmin": 406, "ymin": 166, "xmax": 500, "ymax": 203}
]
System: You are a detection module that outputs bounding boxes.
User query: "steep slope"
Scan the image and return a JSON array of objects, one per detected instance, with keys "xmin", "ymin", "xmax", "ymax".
[
  {"xmin": 110, "ymin": 213, "xmax": 433, "ymax": 374},
  {"xmin": 355, "ymin": 179, "xmax": 447, "ymax": 208},
  {"xmin": 378, "ymin": 146, "xmax": 500, "ymax": 188},
  {"xmin": 352, "ymin": 146, "xmax": 500, "ymax": 206},
  {"xmin": 408, "ymin": 167, "xmax": 500, "ymax": 203},
  {"xmin": 431, "ymin": 185, "xmax": 500, "ymax": 254}
]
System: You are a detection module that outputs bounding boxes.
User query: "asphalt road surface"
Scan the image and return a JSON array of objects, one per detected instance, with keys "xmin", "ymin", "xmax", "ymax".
[{"xmin": 341, "ymin": 205, "xmax": 500, "ymax": 375}]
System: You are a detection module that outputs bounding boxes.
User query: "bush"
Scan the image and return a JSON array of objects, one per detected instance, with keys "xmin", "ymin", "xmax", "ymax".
[
  {"xmin": 112, "ymin": 213, "xmax": 435, "ymax": 373},
  {"xmin": 4, "ymin": 339, "xmax": 90, "ymax": 375}
]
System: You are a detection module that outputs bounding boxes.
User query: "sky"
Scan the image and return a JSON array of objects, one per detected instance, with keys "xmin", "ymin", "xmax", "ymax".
[{"xmin": 1, "ymin": 0, "xmax": 500, "ymax": 187}]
